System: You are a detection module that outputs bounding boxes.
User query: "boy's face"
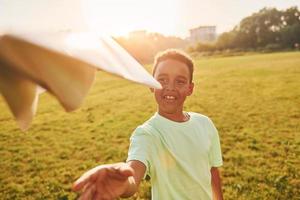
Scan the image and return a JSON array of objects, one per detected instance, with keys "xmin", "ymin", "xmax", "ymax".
[{"xmin": 151, "ymin": 59, "xmax": 194, "ymax": 115}]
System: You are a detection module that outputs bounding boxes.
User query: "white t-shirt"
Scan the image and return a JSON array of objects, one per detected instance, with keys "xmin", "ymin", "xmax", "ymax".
[{"xmin": 127, "ymin": 112, "xmax": 223, "ymax": 200}]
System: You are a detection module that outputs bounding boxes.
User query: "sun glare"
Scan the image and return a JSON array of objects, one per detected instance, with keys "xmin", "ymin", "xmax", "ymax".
[{"xmin": 82, "ymin": 0, "xmax": 179, "ymax": 37}]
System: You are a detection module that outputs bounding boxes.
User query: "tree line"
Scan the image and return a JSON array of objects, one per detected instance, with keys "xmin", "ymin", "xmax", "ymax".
[
  {"xmin": 190, "ymin": 6, "xmax": 300, "ymax": 53},
  {"xmin": 115, "ymin": 6, "xmax": 300, "ymax": 64}
]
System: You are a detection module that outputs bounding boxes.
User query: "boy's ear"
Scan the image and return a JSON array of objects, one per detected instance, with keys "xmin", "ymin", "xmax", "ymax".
[
  {"xmin": 150, "ymin": 88, "xmax": 154, "ymax": 93},
  {"xmin": 187, "ymin": 82, "xmax": 194, "ymax": 96}
]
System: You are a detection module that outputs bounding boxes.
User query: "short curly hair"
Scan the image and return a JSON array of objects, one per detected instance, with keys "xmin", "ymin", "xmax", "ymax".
[{"xmin": 152, "ymin": 49, "xmax": 194, "ymax": 82}]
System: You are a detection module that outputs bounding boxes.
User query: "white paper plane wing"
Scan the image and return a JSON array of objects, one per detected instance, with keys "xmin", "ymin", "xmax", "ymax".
[{"xmin": 0, "ymin": 31, "xmax": 161, "ymax": 130}]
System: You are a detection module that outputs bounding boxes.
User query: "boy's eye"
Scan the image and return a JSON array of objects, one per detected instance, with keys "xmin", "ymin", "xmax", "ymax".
[
  {"xmin": 158, "ymin": 78, "xmax": 167, "ymax": 83},
  {"xmin": 176, "ymin": 80, "xmax": 186, "ymax": 85}
]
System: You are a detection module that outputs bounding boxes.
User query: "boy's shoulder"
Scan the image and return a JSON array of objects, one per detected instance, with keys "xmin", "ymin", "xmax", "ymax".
[
  {"xmin": 134, "ymin": 117, "xmax": 156, "ymax": 135},
  {"xmin": 188, "ymin": 111, "xmax": 210, "ymax": 120},
  {"xmin": 184, "ymin": 111, "xmax": 215, "ymax": 126},
  {"xmin": 189, "ymin": 112, "xmax": 216, "ymax": 127},
  {"xmin": 131, "ymin": 114, "xmax": 162, "ymax": 137}
]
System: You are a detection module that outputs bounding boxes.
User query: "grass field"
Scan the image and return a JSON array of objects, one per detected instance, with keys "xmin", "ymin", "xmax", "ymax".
[{"xmin": 0, "ymin": 51, "xmax": 299, "ymax": 199}]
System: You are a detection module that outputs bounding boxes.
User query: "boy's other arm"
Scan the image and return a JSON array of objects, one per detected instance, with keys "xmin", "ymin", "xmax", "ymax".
[
  {"xmin": 211, "ymin": 167, "xmax": 223, "ymax": 200},
  {"xmin": 72, "ymin": 160, "xmax": 146, "ymax": 199}
]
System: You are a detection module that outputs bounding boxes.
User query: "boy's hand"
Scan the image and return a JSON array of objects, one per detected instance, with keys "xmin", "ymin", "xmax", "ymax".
[{"xmin": 72, "ymin": 163, "xmax": 135, "ymax": 200}]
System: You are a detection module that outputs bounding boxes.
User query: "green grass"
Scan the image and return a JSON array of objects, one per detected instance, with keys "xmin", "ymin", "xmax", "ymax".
[{"xmin": 0, "ymin": 51, "xmax": 299, "ymax": 199}]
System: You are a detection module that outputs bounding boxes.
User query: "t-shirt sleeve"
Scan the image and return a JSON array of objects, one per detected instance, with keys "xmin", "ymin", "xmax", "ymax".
[
  {"xmin": 207, "ymin": 118, "xmax": 223, "ymax": 167},
  {"xmin": 126, "ymin": 127, "xmax": 150, "ymax": 178}
]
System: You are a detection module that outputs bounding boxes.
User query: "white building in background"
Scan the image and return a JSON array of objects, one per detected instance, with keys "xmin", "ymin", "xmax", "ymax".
[{"xmin": 189, "ymin": 26, "xmax": 217, "ymax": 43}]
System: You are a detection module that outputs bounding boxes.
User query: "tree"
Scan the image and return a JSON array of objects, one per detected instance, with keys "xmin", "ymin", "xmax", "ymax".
[
  {"xmin": 115, "ymin": 32, "xmax": 188, "ymax": 64},
  {"xmin": 281, "ymin": 23, "xmax": 300, "ymax": 48}
]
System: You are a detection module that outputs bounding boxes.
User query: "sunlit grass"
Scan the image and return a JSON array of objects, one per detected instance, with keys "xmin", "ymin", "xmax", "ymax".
[{"xmin": 0, "ymin": 51, "xmax": 299, "ymax": 199}]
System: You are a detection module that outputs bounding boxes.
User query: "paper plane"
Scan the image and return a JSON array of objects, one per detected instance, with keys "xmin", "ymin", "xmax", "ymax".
[{"xmin": 0, "ymin": 31, "xmax": 161, "ymax": 130}]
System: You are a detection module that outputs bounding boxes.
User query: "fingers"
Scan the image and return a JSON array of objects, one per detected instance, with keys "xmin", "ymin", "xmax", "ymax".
[
  {"xmin": 73, "ymin": 163, "xmax": 133, "ymax": 191},
  {"xmin": 78, "ymin": 182, "xmax": 95, "ymax": 200},
  {"xmin": 73, "ymin": 166, "xmax": 106, "ymax": 191},
  {"xmin": 78, "ymin": 173, "xmax": 118, "ymax": 200},
  {"xmin": 73, "ymin": 163, "xmax": 134, "ymax": 200}
]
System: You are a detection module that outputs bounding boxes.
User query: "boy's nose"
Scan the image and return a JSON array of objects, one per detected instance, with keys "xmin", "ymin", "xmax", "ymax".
[{"xmin": 164, "ymin": 82, "xmax": 175, "ymax": 91}]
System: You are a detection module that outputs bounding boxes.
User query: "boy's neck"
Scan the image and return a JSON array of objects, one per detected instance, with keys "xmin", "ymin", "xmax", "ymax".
[{"xmin": 158, "ymin": 110, "xmax": 190, "ymax": 122}]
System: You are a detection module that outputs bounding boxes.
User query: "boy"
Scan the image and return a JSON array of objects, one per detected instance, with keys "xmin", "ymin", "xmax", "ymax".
[{"xmin": 73, "ymin": 49, "xmax": 223, "ymax": 200}]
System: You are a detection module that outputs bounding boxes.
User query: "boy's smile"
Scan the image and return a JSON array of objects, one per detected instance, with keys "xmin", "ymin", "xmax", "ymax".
[
  {"xmin": 163, "ymin": 95, "xmax": 176, "ymax": 101},
  {"xmin": 162, "ymin": 93, "xmax": 177, "ymax": 104},
  {"xmin": 152, "ymin": 59, "xmax": 194, "ymax": 121}
]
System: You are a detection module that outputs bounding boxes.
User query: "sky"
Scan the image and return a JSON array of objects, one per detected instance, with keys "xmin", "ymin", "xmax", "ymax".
[{"xmin": 0, "ymin": 0, "xmax": 299, "ymax": 38}]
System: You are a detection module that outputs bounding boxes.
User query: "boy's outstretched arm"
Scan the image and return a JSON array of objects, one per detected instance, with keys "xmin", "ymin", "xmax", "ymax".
[
  {"xmin": 211, "ymin": 167, "xmax": 223, "ymax": 200},
  {"xmin": 72, "ymin": 161, "xmax": 146, "ymax": 200}
]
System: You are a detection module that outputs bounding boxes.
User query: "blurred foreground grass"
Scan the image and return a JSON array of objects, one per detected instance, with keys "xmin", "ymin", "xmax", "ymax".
[{"xmin": 0, "ymin": 51, "xmax": 299, "ymax": 199}]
